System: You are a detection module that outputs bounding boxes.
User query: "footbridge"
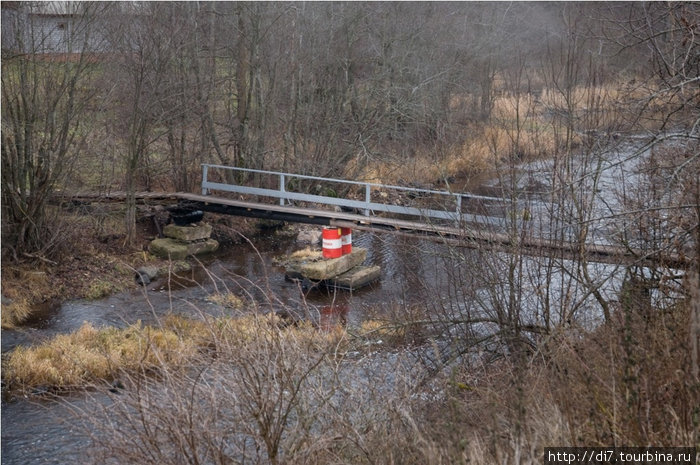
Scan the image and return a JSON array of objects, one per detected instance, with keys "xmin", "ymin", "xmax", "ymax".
[
  {"xmin": 195, "ymin": 164, "xmax": 512, "ymax": 229},
  {"xmin": 72, "ymin": 164, "xmax": 688, "ymax": 268}
]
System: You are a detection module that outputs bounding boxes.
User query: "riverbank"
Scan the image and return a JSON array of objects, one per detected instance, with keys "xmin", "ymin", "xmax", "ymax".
[
  {"xmin": 1, "ymin": 208, "xmax": 260, "ymax": 329},
  {"xmin": 2, "ymin": 309, "xmax": 408, "ymax": 398},
  {"xmin": 7, "ymin": 285, "xmax": 696, "ymax": 462},
  {"xmin": 2, "ymin": 202, "xmax": 698, "ymax": 462}
]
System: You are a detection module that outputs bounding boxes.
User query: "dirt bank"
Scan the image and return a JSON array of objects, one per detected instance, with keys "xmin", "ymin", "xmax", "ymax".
[{"xmin": 1, "ymin": 209, "xmax": 259, "ymax": 329}]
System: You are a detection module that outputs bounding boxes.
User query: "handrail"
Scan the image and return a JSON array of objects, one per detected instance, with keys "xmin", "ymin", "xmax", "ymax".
[
  {"xmin": 201, "ymin": 164, "xmax": 515, "ymax": 227},
  {"xmin": 201, "ymin": 163, "xmax": 505, "ymax": 202}
]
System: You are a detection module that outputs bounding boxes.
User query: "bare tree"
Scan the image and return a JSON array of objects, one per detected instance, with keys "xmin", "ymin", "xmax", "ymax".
[
  {"xmin": 610, "ymin": 2, "xmax": 700, "ymax": 272},
  {"xmin": 1, "ymin": 2, "xmax": 104, "ymax": 261},
  {"xmin": 103, "ymin": 3, "xmax": 178, "ymax": 245},
  {"xmin": 83, "ymin": 315, "xmax": 338, "ymax": 465}
]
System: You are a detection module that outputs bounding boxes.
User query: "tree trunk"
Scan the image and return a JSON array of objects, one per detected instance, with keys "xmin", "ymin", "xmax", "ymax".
[{"xmin": 124, "ymin": 151, "xmax": 139, "ymax": 246}]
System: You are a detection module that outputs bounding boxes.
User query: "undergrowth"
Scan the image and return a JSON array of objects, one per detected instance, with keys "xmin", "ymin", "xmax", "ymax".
[{"xmin": 6, "ymin": 290, "xmax": 697, "ymax": 462}]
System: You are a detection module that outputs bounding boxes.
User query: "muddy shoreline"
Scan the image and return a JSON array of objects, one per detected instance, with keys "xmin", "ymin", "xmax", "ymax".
[{"xmin": 0, "ymin": 213, "xmax": 264, "ymax": 329}]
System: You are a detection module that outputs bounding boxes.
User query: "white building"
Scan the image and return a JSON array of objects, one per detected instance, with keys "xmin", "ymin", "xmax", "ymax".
[{"xmin": 2, "ymin": 1, "xmax": 106, "ymax": 56}]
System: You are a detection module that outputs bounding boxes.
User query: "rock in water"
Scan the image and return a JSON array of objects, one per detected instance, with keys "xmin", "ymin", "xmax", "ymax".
[
  {"xmin": 148, "ymin": 238, "xmax": 219, "ymax": 260},
  {"xmin": 163, "ymin": 223, "xmax": 213, "ymax": 242},
  {"xmin": 134, "ymin": 266, "xmax": 159, "ymax": 285},
  {"xmin": 148, "ymin": 238, "xmax": 189, "ymax": 260},
  {"xmin": 298, "ymin": 248, "xmax": 367, "ymax": 281}
]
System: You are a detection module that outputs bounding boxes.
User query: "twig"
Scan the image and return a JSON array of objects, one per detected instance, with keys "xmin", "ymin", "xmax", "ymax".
[{"xmin": 22, "ymin": 252, "xmax": 58, "ymax": 266}]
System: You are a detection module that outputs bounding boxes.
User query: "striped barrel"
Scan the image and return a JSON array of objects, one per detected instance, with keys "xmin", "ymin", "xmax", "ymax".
[
  {"xmin": 322, "ymin": 227, "xmax": 343, "ymax": 259},
  {"xmin": 340, "ymin": 227, "xmax": 352, "ymax": 255}
]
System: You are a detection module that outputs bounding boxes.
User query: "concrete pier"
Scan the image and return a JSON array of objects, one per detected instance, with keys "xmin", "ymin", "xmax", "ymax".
[
  {"xmin": 299, "ymin": 248, "xmax": 367, "ymax": 281},
  {"xmin": 328, "ymin": 265, "xmax": 381, "ymax": 290},
  {"xmin": 149, "ymin": 223, "xmax": 219, "ymax": 260},
  {"xmin": 283, "ymin": 247, "xmax": 380, "ymax": 291}
]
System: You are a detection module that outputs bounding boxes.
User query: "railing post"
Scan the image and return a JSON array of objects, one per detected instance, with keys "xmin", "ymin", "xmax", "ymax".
[
  {"xmin": 202, "ymin": 165, "xmax": 209, "ymax": 195},
  {"xmin": 279, "ymin": 174, "xmax": 285, "ymax": 206},
  {"xmin": 456, "ymin": 194, "xmax": 462, "ymax": 226},
  {"xmin": 364, "ymin": 183, "xmax": 371, "ymax": 216}
]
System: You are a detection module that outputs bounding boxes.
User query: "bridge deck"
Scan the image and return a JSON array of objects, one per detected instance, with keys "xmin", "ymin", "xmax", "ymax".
[
  {"xmin": 64, "ymin": 190, "xmax": 687, "ymax": 268},
  {"xmin": 175, "ymin": 193, "xmax": 684, "ymax": 268}
]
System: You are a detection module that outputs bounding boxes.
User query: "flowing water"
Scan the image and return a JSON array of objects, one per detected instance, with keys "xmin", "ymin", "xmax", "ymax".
[
  {"xmin": 0, "ymin": 221, "xmax": 640, "ymax": 465},
  {"xmin": 1, "ymin": 229, "xmax": 455, "ymax": 465},
  {"xmin": 2, "ymin": 231, "xmax": 448, "ymax": 352}
]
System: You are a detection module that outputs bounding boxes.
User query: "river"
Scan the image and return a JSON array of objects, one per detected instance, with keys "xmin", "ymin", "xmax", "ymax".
[{"xmin": 1, "ymin": 229, "xmax": 458, "ymax": 465}]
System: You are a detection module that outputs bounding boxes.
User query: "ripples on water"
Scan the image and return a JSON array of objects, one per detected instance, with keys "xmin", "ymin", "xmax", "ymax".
[
  {"xmin": 1, "ymin": 228, "xmax": 629, "ymax": 464},
  {"xmin": 1, "ymin": 230, "xmax": 461, "ymax": 465},
  {"xmin": 1, "ymin": 387, "xmax": 104, "ymax": 464}
]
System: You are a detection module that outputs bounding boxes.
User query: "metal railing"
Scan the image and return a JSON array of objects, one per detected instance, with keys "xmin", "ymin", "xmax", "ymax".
[{"xmin": 201, "ymin": 164, "xmax": 514, "ymax": 227}]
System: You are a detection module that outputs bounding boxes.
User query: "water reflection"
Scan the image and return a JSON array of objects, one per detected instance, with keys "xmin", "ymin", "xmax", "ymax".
[{"xmin": 318, "ymin": 304, "xmax": 349, "ymax": 331}]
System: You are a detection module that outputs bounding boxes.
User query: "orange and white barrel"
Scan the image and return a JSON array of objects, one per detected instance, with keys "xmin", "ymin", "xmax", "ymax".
[
  {"xmin": 340, "ymin": 227, "xmax": 352, "ymax": 255},
  {"xmin": 322, "ymin": 227, "xmax": 342, "ymax": 259}
]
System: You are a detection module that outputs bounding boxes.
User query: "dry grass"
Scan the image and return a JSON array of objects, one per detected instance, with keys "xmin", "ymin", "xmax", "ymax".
[
  {"xmin": 354, "ymin": 81, "xmax": 673, "ymax": 189},
  {"xmin": 1, "ymin": 268, "xmax": 57, "ymax": 328},
  {"xmin": 2, "ymin": 312, "xmax": 406, "ymax": 395},
  {"xmin": 84, "ymin": 279, "xmax": 120, "ymax": 300},
  {"xmin": 435, "ymin": 121, "xmax": 560, "ymax": 189},
  {"xmin": 543, "ymin": 302, "xmax": 699, "ymax": 445},
  {"xmin": 289, "ymin": 247, "xmax": 323, "ymax": 261},
  {"xmin": 2, "ymin": 303, "xmax": 438, "ymax": 397},
  {"xmin": 409, "ymin": 298, "xmax": 699, "ymax": 460},
  {"xmin": 316, "ymin": 298, "xmax": 697, "ymax": 464},
  {"xmin": 1, "ymin": 206, "xmax": 188, "ymax": 327},
  {"xmin": 205, "ymin": 292, "xmax": 245, "ymax": 309},
  {"xmin": 352, "ymin": 156, "xmax": 438, "ymax": 186},
  {"xmin": 352, "ymin": 318, "xmax": 408, "ymax": 345},
  {"xmin": 7, "ymin": 270, "xmax": 697, "ymax": 463},
  {"xmin": 1, "ymin": 297, "xmax": 35, "ymax": 328},
  {"xmin": 68, "ymin": 291, "xmax": 699, "ymax": 464},
  {"xmin": 3, "ymin": 321, "xmax": 199, "ymax": 392}
]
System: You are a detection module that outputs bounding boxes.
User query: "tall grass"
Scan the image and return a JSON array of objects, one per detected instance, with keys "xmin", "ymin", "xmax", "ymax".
[
  {"xmin": 354, "ymin": 82, "xmax": 637, "ymax": 188},
  {"xmin": 3, "ymin": 320, "xmax": 199, "ymax": 392},
  {"xmin": 1, "ymin": 311, "xmax": 407, "ymax": 395},
  {"xmin": 1, "ymin": 268, "xmax": 54, "ymax": 328}
]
